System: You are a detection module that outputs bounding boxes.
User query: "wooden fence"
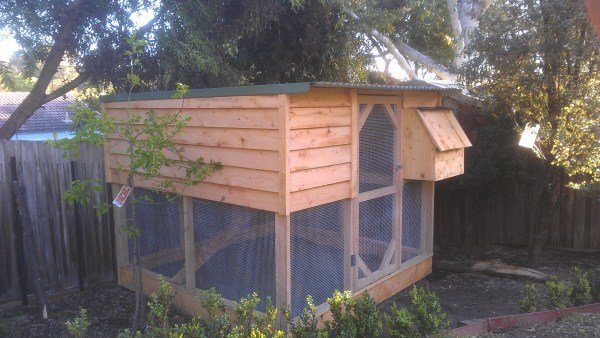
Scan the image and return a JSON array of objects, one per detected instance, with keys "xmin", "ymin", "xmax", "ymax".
[
  {"xmin": 0, "ymin": 141, "xmax": 115, "ymax": 307},
  {"xmin": 435, "ymin": 181, "xmax": 600, "ymax": 250}
]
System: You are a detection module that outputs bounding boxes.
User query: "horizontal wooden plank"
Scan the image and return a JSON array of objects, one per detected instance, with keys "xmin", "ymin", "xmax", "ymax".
[
  {"xmin": 358, "ymin": 186, "xmax": 396, "ymax": 203},
  {"xmin": 289, "ymin": 107, "xmax": 351, "ymax": 129},
  {"xmin": 435, "ymin": 148, "xmax": 464, "ymax": 162},
  {"xmin": 288, "ymin": 88, "xmax": 351, "ymax": 108},
  {"xmin": 109, "ymin": 173, "xmax": 279, "ymax": 212},
  {"xmin": 289, "ymin": 126, "xmax": 351, "ymax": 150},
  {"xmin": 402, "ymin": 91, "xmax": 439, "ymax": 108},
  {"xmin": 434, "ymin": 156, "xmax": 464, "ymax": 180},
  {"xmin": 108, "ymin": 156, "xmax": 279, "ymax": 192},
  {"xmin": 109, "ymin": 125, "xmax": 278, "ymax": 151},
  {"xmin": 290, "ymin": 145, "xmax": 351, "ymax": 172},
  {"xmin": 107, "ymin": 139, "xmax": 279, "ymax": 171},
  {"xmin": 102, "ymin": 95, "xmax": 280, "ymax": 110},
  {"xmin": 290, "ymin": 181, "xmax": 351, "ymax": 212},
  {"xmin": 290, "ymin": 163, "xmax": 351, "ymax": 192},
  {"xmin": 104, "ymin": 108, "xmax": 279, "ymax": 129}
]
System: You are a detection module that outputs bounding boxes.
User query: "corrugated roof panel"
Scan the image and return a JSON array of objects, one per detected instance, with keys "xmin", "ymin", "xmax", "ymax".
[{"xmin": 100, "ymin": 80, "xmax": 460, "ymax": 103}]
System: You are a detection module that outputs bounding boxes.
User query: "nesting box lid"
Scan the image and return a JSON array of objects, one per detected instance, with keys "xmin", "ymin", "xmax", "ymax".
[{"xmin": 416, "ymin": 108, "xmax": 472, "ymax": 151}]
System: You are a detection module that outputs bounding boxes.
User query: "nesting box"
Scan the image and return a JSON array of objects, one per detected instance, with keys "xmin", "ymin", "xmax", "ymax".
[{"xmin": 100, "ymin": 81, "xmax": 470, "ymax": 322}]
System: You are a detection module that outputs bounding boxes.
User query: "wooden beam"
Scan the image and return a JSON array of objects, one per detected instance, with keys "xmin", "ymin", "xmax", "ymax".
[
  {"xmin": 275, "ymin": 213, "xmax": 291, "ymax": 329},
  {"xmin": 350, "ymin": 90, "xmax": 359, "ymax": 199},
  {"xmin": 358, "ymin": 104, "xmax": 374, "ymax": 130},
  {"xmin": 279, "ymin": 94, "xmax": 291, "ymax": 215},
  {"xmin": 183, "ymin": 197, "xmax": 195, "ymax": 290},
  {"xmin": 343, "ymin": 200, "xmax": 356, "ymax": 292},
  {"xmin": 111, "ymin": 183, "xmax": 129, "ymax": 267}
]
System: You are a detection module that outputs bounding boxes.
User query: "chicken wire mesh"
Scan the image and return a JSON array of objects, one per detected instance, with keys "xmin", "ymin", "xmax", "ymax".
[
  {"xmin": 358, "ymin": 195, "xmax": 395, "ymax": 279},
  {"xmin": 359, "ymin": 104, "xmax": 395, "ymax": 193},
  {"xmin": 402, "ymin": 181, "xmax": 423, "ymax": 262},
  {"xmin": 126, "ymin": 188, "xmax": 184, "ymax": 279},
  {"xmin": 192, "ymin": 199, "xmax": 276, "ymax": 309},
  {"xmin": 290, "ymin": 200, "xmax": 345, "ymax": 318}
]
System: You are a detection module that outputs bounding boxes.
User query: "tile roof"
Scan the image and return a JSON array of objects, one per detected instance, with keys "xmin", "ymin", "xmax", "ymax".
[{"xmin": 0, "ymin": 92, "xmax": 75, "ymax": 134}]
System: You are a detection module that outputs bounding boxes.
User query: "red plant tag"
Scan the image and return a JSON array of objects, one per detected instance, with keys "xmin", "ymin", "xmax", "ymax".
[{"xmin": 112, "ymin": 185, "xmax": 131, "ymax": 208}]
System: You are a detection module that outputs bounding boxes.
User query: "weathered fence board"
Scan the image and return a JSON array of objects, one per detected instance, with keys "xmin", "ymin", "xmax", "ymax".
[
  {"xmin": 0, "ymin": 141, "xmax": 114, "ymax": 306},
  {"xmin": 435, "ymin": 181, "xmax": 600, "ymax": 250}
]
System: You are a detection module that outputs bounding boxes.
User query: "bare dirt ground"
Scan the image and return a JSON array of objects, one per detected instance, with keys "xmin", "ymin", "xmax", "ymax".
[
  {"xmin": 1, "ymin": 246, "xmax": 598, "ymax": 337},
  {"xmin": 381, "ymin": 246, "xmax": 600, "ymax": 328}
]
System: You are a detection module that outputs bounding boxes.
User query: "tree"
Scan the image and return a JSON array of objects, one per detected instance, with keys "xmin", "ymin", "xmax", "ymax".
[
  {"xmin": 0, "ymin": 0, "xmax": 160, "ymax": 139},
  {"xmin": 462, "ymin": 0, "xmax": 600, "ymax": 265}
]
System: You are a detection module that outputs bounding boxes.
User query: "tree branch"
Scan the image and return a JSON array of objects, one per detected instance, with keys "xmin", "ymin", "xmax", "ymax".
[{"xmin": 44, "ymin": 73, "xmax": 89, "ymax": 103}]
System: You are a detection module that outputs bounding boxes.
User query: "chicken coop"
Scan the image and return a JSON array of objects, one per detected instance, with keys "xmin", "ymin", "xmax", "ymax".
[{"xmin": 100, "ymin": 81, "xmax": 471, "ymax": 322}]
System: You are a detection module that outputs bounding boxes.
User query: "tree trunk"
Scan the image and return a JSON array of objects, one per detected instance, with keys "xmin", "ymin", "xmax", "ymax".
[{"xmin": 528, "ymin": 164, "xmax": 564, "ymax": 266}]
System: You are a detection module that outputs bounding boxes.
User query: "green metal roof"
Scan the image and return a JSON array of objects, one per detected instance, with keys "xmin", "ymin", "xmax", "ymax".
[{"xmin": 100, "ymin": 80, "xmax": 460, "ymax": 103}]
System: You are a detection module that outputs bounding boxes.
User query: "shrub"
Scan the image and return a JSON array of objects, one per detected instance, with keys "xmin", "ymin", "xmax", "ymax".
[
  {"xmin": 385, "ymin": 304, "xmax": 418, "ymax": 338},
  {"xmin": 545, "ymin": 276, "xmax": 571, "ymax": 309},
  {"xmin": 230, "ymin": 293, "xmax": 284, "ymax": 338},
  {"xmin": 324, "ymin": 290, "xmax": 382, "ymax": 337},
  {"xmin": 65, "ymin": 308, "xmax": 89, "ymax": 338},
  {"xmin": 589, "ymin": 270, "xmax": 600, "ymax": 302},
  {"xmin": 146, "ymin": 276, "xmax": 174, "ymax": 337},
  {"xmin": 352, "ymin": 293, "xmax": 382, "ymax": 337},
  {"xmin": 199, "ymin": 288, "xmax": 230, "ymax": 337},
  {"xmin": 409, "ymin": 285, "xmax": 449, "ymax": 336},
  {"xmin": 288, "ymin": 296, "xmax": 326, "ymax": 338},
  {"xmin": 569, "ymin": 267, "xmax": 592, "ymax": 306},
  {"xmin": 519, "ymin": 283, "xmax": 538, "ymax": 313}
]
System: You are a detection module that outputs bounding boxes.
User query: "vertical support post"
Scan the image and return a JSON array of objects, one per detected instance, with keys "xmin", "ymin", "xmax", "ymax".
[
  {"xmin": 275, "ymin": 213, "xmax": 291, "ymax": 329},
  {"xmin": 394, "ymin": 98, "xmax": 404, "ymax": 269},
  {"xmin": 182, "ymin": 197, "xmax": 195, "ymax": 290},
  {"xmin": 111, "ymin": 183, "xmax": 129, "ymax": 268},
  {"xmin": 342, "ymin": 200, "xmax": 356, "ymax": 292},
  {"xmin": 421, "ymin": 181, "xmax": 435, "ymax": 255},
  {"xmin": 350, "ymin": 89, "xmax": 359, "ymax": 199},
  {"xmin": 278, "ymin": 94, "xmax": 291, "ymax": 216}
]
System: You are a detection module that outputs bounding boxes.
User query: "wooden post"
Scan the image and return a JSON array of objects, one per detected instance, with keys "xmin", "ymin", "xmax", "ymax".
[
  {"xmin": 111, "ymin": 183, "xmax": 129, "ymax": 267},
  {"xmin": 275, "ymin": 213, "xmax": 291, "ymax": 329},
  {"xmin": 342, "ymin": 200, "xmax": 356, "ymax": 292},
  {"xmin": 182, "ymin": 197, "xmax": 195, "ymax": 290},
  {"xmin": 394, "ymin": 99, "xmax": 404, "ymax": 268},
  {"xmin": 12, "ymin": 182, "xmax": 47, "ymax": 319},
  {"xmin": 9, "ymin": 156, "xmax": 28, "ymax": 306},
  {"xmin": 422, "ymin": 181, "xmax": 434, "ymax": 255},
  {"xmin": 278, "ymin": 94, "xmax": 290, "ymax": 216}
]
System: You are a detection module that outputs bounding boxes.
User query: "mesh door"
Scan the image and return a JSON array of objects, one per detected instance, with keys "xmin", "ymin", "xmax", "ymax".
[
  {"xmin": 290, "ymin": 201, "xmax": 345, "ymax": 317},
  {"xmin": 193, "ymin": 199, "xmax": 275, "ymax": 309},
  {"xmin": 357, "ymin": 195, "xmax": 395, "ymax": 280},
  {"xmin": 402, "ymin": 181, "xmax": 423, "ymax": 262},
  {"xmin": 126, "ymin": 188, "xmax": 184, "ymax": 279},
  {"xmin": 359, "ymin": 104, "xmax": 395, "ymax": 193}
]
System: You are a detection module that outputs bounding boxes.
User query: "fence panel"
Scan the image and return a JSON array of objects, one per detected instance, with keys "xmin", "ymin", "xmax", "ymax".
[{"xmin": 0, "ymin": 141, "xmax": 114, "ymax": 306}]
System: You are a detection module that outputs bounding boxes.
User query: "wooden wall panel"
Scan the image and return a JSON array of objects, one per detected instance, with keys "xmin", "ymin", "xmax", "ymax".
[
  {"xmin": 102, "ymin": 94, "xmax": 282, "ymax": 212},
  {"xmin": 402, "ymin": 109, "xmax": 436, "ymax": 180},
  {"xmin": 402, "ymin": 91, "xmax": 440, "ymax": 108},
  {"xmin": 287, "ymin": 88, "xmax": 353, "ymax": 212}
]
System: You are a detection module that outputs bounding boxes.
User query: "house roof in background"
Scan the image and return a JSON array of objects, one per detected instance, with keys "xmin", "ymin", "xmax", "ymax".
[
  {"xmin": 0, "ymin": 92, "xmax": 75, "ymax": 134},
  {"xmin": 100, "ymin": 80, "xmax": 462, "ymax": 103}
]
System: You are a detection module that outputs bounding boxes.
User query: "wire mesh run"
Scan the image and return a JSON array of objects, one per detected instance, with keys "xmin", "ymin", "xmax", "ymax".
[
  {"xmin": 358, "ymin": 195, "xmax": 394, "ymax": 279},
  {"xmin": 290, "ymin": 200, "xmax": 345, "ymax": 318},
  {"xmin": 359, "ymin": 104, "xmax": 395, "ymax": 193},
  {"xmin": 402, "ymin": 181, "xmax": 423, "ymax": 262},
  {"xmin": 126, "ymin": 188, "xmax": 184, "ymax": 279},
  {"xmin": 193, "ymin": 199, "xmax": 275, "ymax": 309}
]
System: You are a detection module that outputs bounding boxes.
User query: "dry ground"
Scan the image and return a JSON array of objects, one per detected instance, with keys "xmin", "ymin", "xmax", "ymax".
[{"xmin": 1, "ymin": 246, "xmax": 599, "ymax": 337}]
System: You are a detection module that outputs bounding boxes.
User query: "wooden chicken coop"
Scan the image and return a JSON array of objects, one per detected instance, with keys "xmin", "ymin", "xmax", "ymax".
[{"xmin": 100, "ymin": 81, "xmax": 471, "ymax": 321}]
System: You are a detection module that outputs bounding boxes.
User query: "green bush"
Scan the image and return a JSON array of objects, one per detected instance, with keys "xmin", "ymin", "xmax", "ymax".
[
  {"xmin": 324, "ymin": 290, "xmax": 382, "ymax": 337},
  {"xmin": 288, "ymin": 296, "xmax": 326, "ymax": 338},
  {"xmin": 385, "ymin": 304, "xmax": 418, "ymax": 338},
  {"xmin": 385, "ymin": 286, "xmax": 448, "ymax": 338},
  {"xmin": 65, "ymin": 308, "xmax": 89, "ymax": 338},
  {"xmin": 519, "ymin": 283, "xmax": 538, "ymax": 313},
  {"xmin": 569, "ymin": 267, "xmax": 592, "ymax": 306},
  {"xmin": 545, "ymin": 276, "xmax": 571, "ymax": 309},
  {"xmin": 199, "ymin": 288, "xmax": 230, "ymax": 337},
  {"xmin": 146, "ymin": 276, "xmax": 174, "ymax": 337},
  {"xmin": 409, "ymin": 286, "xmax": 449, "ymax": 336},
  {"xmin": 589, "ymin": 270, "xmax": 600, "ymax": 302},
  {"xmin": 229, "ymin": 293, "xmax": 284, "ymax": 338}
]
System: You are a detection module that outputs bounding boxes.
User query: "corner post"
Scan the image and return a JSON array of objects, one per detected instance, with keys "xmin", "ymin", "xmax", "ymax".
[
  {"xmin": 182, "ymin": 196, "xmax": 195, "ymax": 290},
  {"xmin": 275, "ymin": 213, "xmax": 291, "ymax": 329}
]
